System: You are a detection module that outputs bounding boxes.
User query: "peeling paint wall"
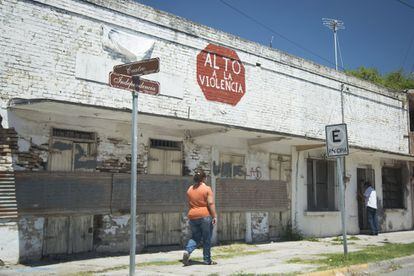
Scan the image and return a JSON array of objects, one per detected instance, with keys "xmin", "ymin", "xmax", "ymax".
[
  {"xmin": 93, "ymin": 214, "xmax": 145, "ymax": 253},
  {"xmin": 180, "ymin": 213, "xmax": 192, "ymax": 247},
  {"xmin": 18, "ymin": 216, "xmax": 44, "ymax": 262},
  {"xmin": 183, "ymin": 139, "xmax": 211, "ymax": 175},
  {"xmin": 251, "ymin": 212, "xmax": 269, "ymax": 242}
]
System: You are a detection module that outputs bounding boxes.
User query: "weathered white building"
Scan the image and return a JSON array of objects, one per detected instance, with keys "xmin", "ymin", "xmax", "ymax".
[{"xmin": 0, "ymin": 0, "xmax": 413, "ymax": 263}]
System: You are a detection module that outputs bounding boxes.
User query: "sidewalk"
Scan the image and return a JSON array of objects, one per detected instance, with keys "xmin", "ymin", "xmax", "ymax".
[{"xmin": 1, "ymin": 230, "xmax": 414, "ymax": 275}]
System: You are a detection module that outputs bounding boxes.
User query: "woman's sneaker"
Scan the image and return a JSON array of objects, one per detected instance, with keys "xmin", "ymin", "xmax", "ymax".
[
  {"xmin": 182, "ymin": 252, "xmax": 190, "ymax": 266},
  {"xmin": 204, "ymin": 260, "xmax": 217, "ymax": 265}
]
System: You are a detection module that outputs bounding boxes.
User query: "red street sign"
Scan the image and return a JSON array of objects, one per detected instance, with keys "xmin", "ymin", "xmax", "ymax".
[
  {"xmin": 196, "ymin": 44, "xmax": 246, "ymax": 106},
  {"xmin": 109, "ymin": 72, "xmax": 160, "ymax": 95},
  {"xmin": 113, "ymin": 57, "xmax": 160, "ymax": 76}
]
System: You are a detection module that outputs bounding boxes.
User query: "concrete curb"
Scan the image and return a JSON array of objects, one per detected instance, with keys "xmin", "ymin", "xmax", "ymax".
[{"xmin": 302, "ymin": 263, "xmax": 369, "ymax": 276}]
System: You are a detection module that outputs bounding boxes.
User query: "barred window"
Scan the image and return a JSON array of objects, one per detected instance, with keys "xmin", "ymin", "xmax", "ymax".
[{"xmin": 307, "ymin": 159, "xmax": 337, "ymax": 211}]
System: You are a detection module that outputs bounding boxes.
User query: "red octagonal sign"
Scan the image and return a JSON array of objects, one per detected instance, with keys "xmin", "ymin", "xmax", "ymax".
[{"xmin": 197, "ymin": 44, "xmax": 246, "ymax": 106}]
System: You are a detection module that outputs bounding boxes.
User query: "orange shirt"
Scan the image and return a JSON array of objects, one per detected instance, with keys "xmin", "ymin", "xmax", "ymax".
[{"xmin": 187, "ymin": 183, "xmax": 213, "ymax": 220}]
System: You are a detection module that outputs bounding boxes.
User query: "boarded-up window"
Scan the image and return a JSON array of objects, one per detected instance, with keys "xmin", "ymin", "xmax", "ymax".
[
  {"xmin": 148, "ymin": 139, "xmax": 182, "ymax": 176},
  {"xmin": 307, "ymin": 159, "xmax": 337, "ymax": 211},
  {"xmin": 220, "ymin": 153, "xmax": 245, "ymax": 179},
  {"xmin": 49, "ymin": 128, "xmax": 97, "ymax": 172},
  {"xmin": 270, "ymin": 154, "xmax": 291, "ymax": 181},
  {"xmin": 382, "ymin": 167, "xmax": 404, "ymax": 209}
]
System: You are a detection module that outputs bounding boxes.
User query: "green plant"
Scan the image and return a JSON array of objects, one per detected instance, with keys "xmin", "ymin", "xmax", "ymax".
[
  {"xmin": 280, "ymin": 222, "xmax": 303, "ymax": 241},
  {"xmin": 304, "ymin": 237, "xmax": 320, "ymax": 242},
  {"xmin": 346, "ymin": 67, "xmax": 414, "ymax": 91}
]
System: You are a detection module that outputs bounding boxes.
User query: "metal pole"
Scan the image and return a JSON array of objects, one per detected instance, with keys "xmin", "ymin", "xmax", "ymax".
[
  {"xmin": 130, "ymin": 87, "xmax": 138, "ymax": 275},
  {"xmin": 334, "ymin": 25, "xmax": 338, "ymax": 71},
  {"xmin": 337, "ymin": 156, "xmax": 348, "ymax": 255}
]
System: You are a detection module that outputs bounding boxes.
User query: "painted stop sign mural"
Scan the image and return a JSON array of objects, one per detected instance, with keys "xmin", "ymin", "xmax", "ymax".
[{"xmin": 196, "ymin": 44, "xmax": 246, "ymax": 106}]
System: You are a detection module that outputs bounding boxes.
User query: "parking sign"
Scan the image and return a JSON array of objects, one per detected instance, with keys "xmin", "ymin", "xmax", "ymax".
[{"xmin": 325, "ymin": 123, "xmax": 349, "ymax": 157}]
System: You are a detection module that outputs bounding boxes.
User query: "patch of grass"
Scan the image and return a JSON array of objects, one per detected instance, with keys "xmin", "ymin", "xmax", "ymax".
[
  {"xmin": 72, "ymin": 273, "xmax": 94, "ymax": 276},
  {"xmin": 287, "ymin": 242, "xmax": 414, "ymax": 270},
  {"xmin": 304, "ymin": 237, "xmax": 320, "ymax": 242},
  {"xmin": 286, "ymin": 257, "xmax": 307, "ymax": 264},
  {"xmin": 330, "ymin": 236, "xmax": 357, "ymax": 245},
  {"xmin": 330, "ymin": 242, "xmax": 356, "ymax": 246},
  {"xmin": 79, "ymin": 243, "xmax": 270, "ymax": 274},
  {"xmin": 213, "ymin": 243, "xmax": 255, "ymax": 254}
]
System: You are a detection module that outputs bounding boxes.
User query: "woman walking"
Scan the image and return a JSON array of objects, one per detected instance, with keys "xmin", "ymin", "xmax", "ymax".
[{"xmin": 183, "ymin": 169, "xmax": 217, "ymax": 266}]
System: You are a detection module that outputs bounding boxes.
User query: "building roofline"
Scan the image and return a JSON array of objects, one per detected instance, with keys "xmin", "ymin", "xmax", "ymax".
[{"xmin": 8, "ymin": 97, "xmax": 412, "ymax": 159}]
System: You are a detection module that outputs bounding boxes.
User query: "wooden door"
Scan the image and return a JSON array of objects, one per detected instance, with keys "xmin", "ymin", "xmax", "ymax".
[
  {"xmin": 268, "ymin": 211, "xmax": 289, "ymax": 239},
  {"xmin": 69, "ymin": 215, "xmax": 93, "ymax": 253},
  {"xmin": 43, "ymin": 217, "xmax": 70, "ymax": 255},
  {"xmin": 218, "ymin": 212, "xmax": 246, "ymax": 242},
  {"xmin": 148, "ymin": 149, "xmax": 182, "ymax": 175},
  {"xmin": 145, "ymin": 213, "xmax": 181, "ymax": 246},
  {"xmin": 165, "ymin": 150, "xmax": 182, "ymax": 176},
  {"xmin": 49, "ymin": 139, "xmax": 73, "ymax": 171},
  {"xmin": 148, "ymin": 148, "xmax": 164, "ymax": 175}
]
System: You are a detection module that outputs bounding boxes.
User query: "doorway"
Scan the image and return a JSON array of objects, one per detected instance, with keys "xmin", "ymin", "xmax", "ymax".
[{"xmin": 356, "ymin": 167, "xmax": 375, "ymax": 232}]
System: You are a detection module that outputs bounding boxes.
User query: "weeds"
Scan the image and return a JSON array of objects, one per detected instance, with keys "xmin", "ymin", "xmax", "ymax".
[
  {"xmin": 287, "ymin": 242, "xmax": 414, "ymax": 270},
  {"xmin": 280, "ymin": 222, "xmax": 303, "ymax": 241}
]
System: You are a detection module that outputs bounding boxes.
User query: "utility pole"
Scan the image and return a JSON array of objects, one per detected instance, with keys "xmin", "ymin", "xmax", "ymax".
[{"xmin": 323, "ymin": 18, "xmax": 348, "ymax": 256}]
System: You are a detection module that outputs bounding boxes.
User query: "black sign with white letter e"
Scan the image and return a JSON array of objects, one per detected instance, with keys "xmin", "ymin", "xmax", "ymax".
[{"xmin": 325, "ymin": 123, "xmax": 349, "ymax": 157}]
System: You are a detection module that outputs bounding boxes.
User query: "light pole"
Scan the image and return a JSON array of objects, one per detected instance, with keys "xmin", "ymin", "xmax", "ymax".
[{"xmin": 323, "ymin": 18, "xmax": 348, "ymax": 256}]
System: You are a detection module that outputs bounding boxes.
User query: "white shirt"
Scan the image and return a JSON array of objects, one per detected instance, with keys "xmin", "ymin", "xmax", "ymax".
[{"xmin": 364, "ymin": 186, "xmax": 377, "ymax": 209}]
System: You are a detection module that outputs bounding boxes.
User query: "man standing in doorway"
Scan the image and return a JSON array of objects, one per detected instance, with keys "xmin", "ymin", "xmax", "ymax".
[
  {"xmin": 183, "ymin": 169, "xmax": 217, "ymax": 266},
  {"xmin": 363, "ymin": 181, "xmax": 379, "ymax": 235}
]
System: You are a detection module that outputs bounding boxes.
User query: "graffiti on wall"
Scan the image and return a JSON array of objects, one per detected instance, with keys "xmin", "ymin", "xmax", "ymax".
[
  {"xmin": 212, "ymin": 161, "xmax": 262, "ymax": 180},
  {"xmin": 246, "ymin": 167, "xmax": 262, "ymax": 180}
]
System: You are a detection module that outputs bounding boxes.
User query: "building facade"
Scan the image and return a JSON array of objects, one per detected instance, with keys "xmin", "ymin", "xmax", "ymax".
[{"xmin": 0, "ymin": 0, "xmax": 413, "ymax": 263}]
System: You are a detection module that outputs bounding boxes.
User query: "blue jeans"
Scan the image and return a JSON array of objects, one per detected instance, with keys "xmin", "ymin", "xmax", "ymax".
[
  {"xmin": 185, "ymin": 216, "xmax": 213, "ymax": 263},
  {"xmin": 367, "ymin": 207, "xmax": 379, "ymax": 234}
]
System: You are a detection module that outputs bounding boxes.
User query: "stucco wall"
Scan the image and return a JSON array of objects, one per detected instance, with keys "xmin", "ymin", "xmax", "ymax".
[
  {"xmin": 0, "ymin": 0, "xmax": 408, "ymax": 155},
  {"xmin": 291, "ymin": 147, "xmax": 413, "ymax": 237}
]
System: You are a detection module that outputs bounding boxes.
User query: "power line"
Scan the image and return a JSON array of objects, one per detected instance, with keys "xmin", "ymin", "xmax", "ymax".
[
  {"xmin": 337, "ymin": 32, "xmax": 345, "ymax": 70},
  {"xmin": 218, "ymin": 0, "xmax": 343, "ymax": 69},
  {"xmin": 395, "ymin": 0, "xmax": 414, "ymax": 10},
  {"xmin": 401, "ymin": 31, "xmax": 414, "ymax": 71}
]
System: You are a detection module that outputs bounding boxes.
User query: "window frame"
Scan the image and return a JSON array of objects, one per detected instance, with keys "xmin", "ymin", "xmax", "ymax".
[
  {"xmin": 306, "ymin": 158, "xmax": 338, "ymax": 212},
  {"xmin": 220, "ymin": 153, "xmax": 246, "ymax": 179},
  {"xmin": 382, "ymin": 166, "xmax": 405, "ymax": 209}
]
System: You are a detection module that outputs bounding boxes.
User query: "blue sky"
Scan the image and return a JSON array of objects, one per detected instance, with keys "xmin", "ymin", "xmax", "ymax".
[{"xmin": 138, "ymin": 0, "xmax": 414, "ymax": 75}]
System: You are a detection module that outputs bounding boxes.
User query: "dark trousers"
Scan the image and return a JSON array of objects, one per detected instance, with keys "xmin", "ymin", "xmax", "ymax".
[
  {"xmin": 367, "ymin": 206, "xmax": 379, "ymax": 235},
  {"xmin": 185, "ymin": 216, "xmax": 213, "ymax": 263}
]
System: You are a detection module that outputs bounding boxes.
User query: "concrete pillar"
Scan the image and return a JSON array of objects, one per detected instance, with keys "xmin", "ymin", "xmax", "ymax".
[
  {"xmin": 245, "ymin": 212, "xmax": 252, "ymax": 243},
  {"xmin": 211, "ymin": 146, "xmax": 219, "ymax": 245}
]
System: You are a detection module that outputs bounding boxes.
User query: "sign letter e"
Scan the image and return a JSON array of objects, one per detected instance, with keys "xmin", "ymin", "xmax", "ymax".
[{"xmin": 332, "ymin": 130, "xmax": 341, "ymax": 143}]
